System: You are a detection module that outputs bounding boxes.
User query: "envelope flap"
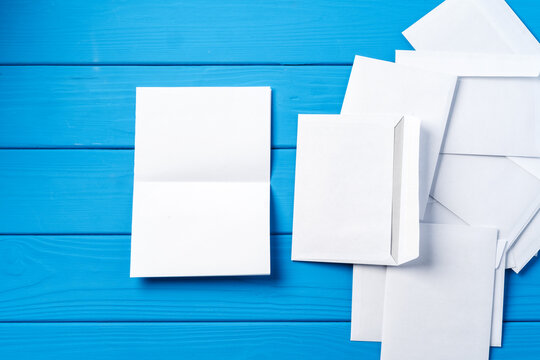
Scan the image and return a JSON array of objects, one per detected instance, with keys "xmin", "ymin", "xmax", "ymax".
[{"xmin": 391, "ymin": 116, "xmax": 421, "ymax": 265}]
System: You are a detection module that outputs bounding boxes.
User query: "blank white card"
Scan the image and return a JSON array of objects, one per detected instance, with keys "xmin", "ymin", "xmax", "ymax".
[{"xmin": 130, "ymin": 87, "xmax": 271, "ymax": 277}]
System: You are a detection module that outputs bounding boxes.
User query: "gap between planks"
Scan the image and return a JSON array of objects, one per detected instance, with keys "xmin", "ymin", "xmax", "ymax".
[{"xmin": 0, "ymin": 63, "xmax": 353, "ymax": 67}]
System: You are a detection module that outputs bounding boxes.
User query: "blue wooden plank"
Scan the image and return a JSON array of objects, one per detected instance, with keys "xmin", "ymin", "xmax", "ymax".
[
  {"xmin": 1, "ymin": 0, "xmax": 537, "ymax": 65},
  {"xmin": 0, "ymin": 149, "xmax": 294, "ymax": 234},
  {"xmin": 504, "ymin": 255, "xmax": 540, "ymax": 321},
  {"xmin": 0, "ymin": 233, "xmax": 538, "ymax": 322},
  {"xmin": 0, "ymin": 322, "xmax": 537, "ymax": 359},
  {"xmin": 0, "ymin": 66, "xmax": 349, "ymax": 148},
  {"xmin": 0, "ymin": 235, "xmax": 351, "ymax": 321},
  {"xmin": 0, "ymin": 0, "xmax": 422, "ymax": 64},
  {"xmin": 0, "ymin": 149, "xmax": 540, "ymax": 321}
]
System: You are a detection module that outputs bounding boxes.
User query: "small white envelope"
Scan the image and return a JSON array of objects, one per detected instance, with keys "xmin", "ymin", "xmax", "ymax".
[
  {"xmin": 351, "ymin": 197, "xmax": 505, "ymax": 347},
  {"xmin": 130, "ymin": 87, "xmax": 271, "ymax": 277},
  {"xmin": 341, "ymin": 56, "xmax": 457, "ymax": 219},
  {"xmin": 292, "ymin": 114, "xmax": 419, "ymax": 265},
  {"xmin": 381, "ymin": 224, "xmax": 497, "ymax": 360},
  {"xmin": 403, "ymin": 0, "xmax": 540, "ymax": 55}
]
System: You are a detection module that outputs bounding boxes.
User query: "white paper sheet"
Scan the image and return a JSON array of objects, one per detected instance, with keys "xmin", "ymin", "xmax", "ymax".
[
  {"xmin": 403, "ymin": 0, "xmax": 540, "ymax": 55},
  {"xmin": 341, "ymin": 56, "xmax": 457, "ymax": 219},
  {"xmin": 351, "ymin": 198, "xmax": 505, "ymax": 347},
  {"xmin": 292, "ymin": 114, "xmax": 419, "ymax": 265},
  {"xmin": 381, "ymin": 224, "xmax": 497, "ymax": 360},
  {"xmin": 130, "ymin": 87, "xmax": 271, "ymax": 277}
]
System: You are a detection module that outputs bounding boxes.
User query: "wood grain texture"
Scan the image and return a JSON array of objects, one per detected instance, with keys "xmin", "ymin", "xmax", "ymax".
[
  {"xmin": 0, "ymin": 235, "xmax": 351, "ymax": 321},
  {"xmin": 0, "ymin": 149, "xmax": 294, "ymax": 234},
  {"xmin": 0, "ymin": 322, "xmax": 538, "ymax": 359},
  {"xmin": 0, "ymin": 150, "xmax": 540, "ymax": 322},
  {"xmin": 0, "ymin": 0, "xmax": 536, "ymax": 65},
  {"xmin": 0, "ymin": 0, "xmax": 428, "ymax": 64},
  {"xmin": 0, "ymin": 66, "xmax": 349, "ymax": 148},
  {"xmin": 0, "ymin": 234, "xmax": 538, "ymax": 322}
]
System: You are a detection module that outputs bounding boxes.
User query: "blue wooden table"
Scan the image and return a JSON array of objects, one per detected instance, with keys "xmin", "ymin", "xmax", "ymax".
[{"xmin": 1, "ymin": 1, "xmax": 539, "ymax": 358}]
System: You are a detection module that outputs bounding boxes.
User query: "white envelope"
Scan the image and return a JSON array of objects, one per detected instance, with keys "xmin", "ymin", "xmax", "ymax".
[
  {"xmin": 422, "ymin": 199, "xmax": 507, "ymax": 347},
  {"xmin": 351, "ymin": 197, "xmax": 505, "ymax": 347},
  {"xmin": 432, "ymin": 154, "xmax": 540, "ymax": 265},
  {"xmin": 292, "ymin": 114, "xmax": 420, "ymax": 265},
  {"xmin": 130, "ymin": 87, "xmax": 271, "ymax": 277},
  {"xmin": 396, "ymin": 51, "xmax": 540, "ymax": 157},
  {"xmin": 341, "ymin": 56, "xmax": 457, "ymax": 219},
  {"xmin": 381, "ymin": 224, "xmax": 497, "ymax": 360},
  {"xmin": 403, "ymin": 0, "xmax": 540, "ymax": 55}
]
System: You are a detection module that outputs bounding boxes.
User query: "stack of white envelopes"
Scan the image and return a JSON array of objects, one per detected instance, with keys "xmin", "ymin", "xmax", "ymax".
[{"xmin": 291, "ymin": 0, "xmax": 540, "ymax": 358}]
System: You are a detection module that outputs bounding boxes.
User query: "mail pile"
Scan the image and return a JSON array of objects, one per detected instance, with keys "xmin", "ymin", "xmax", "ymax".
[{"xmin": 291, "ymin": 0, "xmax": 540, "ymax": 358}]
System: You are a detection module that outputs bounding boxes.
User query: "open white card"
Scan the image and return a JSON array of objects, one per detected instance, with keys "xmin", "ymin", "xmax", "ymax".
[
  {"xmin": 351, "ymin": 198, "xmax": 505, "ymax": 347},
  {"xmin": 341, "ymin": 56, "xmax": 457, "ymax": 219},
  {"xmin": 130, "ymin": 87, "xmax": 271, "ymax": 277},
  {"xmin": 403, "ymin": 0, "xmax": 540, "ymax": 55},
  {"xmin": 292, "ymin": 114, "xmax": 419, "ymax": 265},
  {"xmin": 381, "ymin": 224, "xmax": 497, "ymax": 360}
]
